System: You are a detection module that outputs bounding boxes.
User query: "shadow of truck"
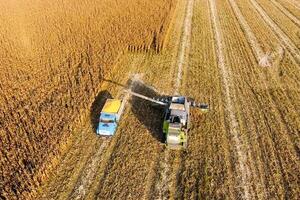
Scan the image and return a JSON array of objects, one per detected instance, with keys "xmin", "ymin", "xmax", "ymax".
[{"xmin": 90, "ymin": 90, "xmax": 112, "ymax": 132}]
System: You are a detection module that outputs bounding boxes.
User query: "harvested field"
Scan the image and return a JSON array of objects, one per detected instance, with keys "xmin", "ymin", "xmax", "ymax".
[{"xmin": 1, "ymin": 0, "xmax": 299, "ymax": 199}]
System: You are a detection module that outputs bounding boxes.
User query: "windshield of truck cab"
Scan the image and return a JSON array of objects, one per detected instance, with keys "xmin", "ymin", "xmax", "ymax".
[{"xmin": 100, "ymin": 119, "xmax": 114, "ymax": 123}]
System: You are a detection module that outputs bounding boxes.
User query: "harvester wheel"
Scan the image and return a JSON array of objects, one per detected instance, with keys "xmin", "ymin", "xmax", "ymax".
[{"xmin": 182, "ymin": 142, "xmax": 187, "ymax": 148}]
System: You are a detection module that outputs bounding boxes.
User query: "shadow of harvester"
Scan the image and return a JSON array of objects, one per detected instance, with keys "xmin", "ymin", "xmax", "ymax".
[{"xmin": 128, "ymin": 79, "xmax": 167, "ymax": 143}]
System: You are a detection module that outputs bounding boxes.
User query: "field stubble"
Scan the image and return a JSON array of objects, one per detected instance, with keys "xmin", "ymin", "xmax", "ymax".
[
  {"xmin": 180, "ymin": 0, "xmax": 237, "ymax": 197},
  {"xmin": 180, "ymin": 0, "xmax": 300, "ymax": 199},
  {"xmin": 217, "ymin": 0, "xmax": 299, "ymax": 198}
]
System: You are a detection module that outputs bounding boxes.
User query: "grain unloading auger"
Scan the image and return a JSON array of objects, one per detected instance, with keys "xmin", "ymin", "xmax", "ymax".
[
  {"xmin": 95, "ymin": 86, "xmax": 208, "ymax": 149},
  {"xmin": 127, "ymin": 90, "xmax": 209, "ymax": 149}
]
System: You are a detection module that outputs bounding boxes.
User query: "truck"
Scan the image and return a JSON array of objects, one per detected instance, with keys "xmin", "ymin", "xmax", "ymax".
[{"xmin": 96, "ymin": 99, "xmax": 125, "ymax": 136}]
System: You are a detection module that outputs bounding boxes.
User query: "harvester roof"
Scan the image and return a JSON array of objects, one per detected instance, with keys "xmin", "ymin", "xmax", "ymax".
[
  {"xmin": 102, "ymin": 99, "xmax": 121, "ymax": 113},
  {"xmin": 170, "ymin": 103, "xmax": 185, "ymax": 111}
]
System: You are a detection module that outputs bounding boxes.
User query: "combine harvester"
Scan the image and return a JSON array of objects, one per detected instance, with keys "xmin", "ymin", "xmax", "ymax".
[{"xmin": 96, "ymin": 90, "xmax": 208, "ymax": 149}]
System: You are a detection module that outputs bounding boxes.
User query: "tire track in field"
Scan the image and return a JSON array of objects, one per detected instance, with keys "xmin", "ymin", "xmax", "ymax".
[
  {"xmin": 171, "ymin": 0, "xmax": 194, "ymax": 198},
  {"xmin": 155, "ymin": 0, "xmax": 195, "ymax": 199},
  {"xmin": 228, "ymin": 0, "xmax": 278, "ymax": 67},
  {"xmin": 68, "ymin": 139, "xmax": 109, "ymax": 200},
  {"xmin": 230, "ymin": 0, "xmax": 300, "ymax": 117},
  {"xmin": 156, "ymin": 150, "xmax": 171, "ymax": 200},
  {"xmin": 88, "ymin": 72, "xmax": 143, "ymax": 200},
  {"xmin": 67, "ymin": 62, "xmax": 140, "ymax": 199},
  {"xmin": 250, "ymin": 0, "xmax": 300, "ymax": 63},
  {"xmin": 231, "ymin": 0, "xmax": 300, "ymax": 141},
  {"xmin": 208, "ymin": 0, "xmax": 251, "ymax": 199},
  {"xmin": 285, "ymin": 0, "xmax": 300, "ymax": 10},
  {"xmin": 230, "ymin": 0, "xmax": 300, "ymax": 115},
  {"xmin": 142, "ymin": 150, "xmax": 161, "ymax": 200},
  {"xmin": 227, "ymin": 0, "xmax": 298, "ymax": 109},
  {"xmin": 174, "ymin": 0, "xmax": 195, "ymax": 94},
  {"xmin": 227, "ymin": 1, "xmax": 298, "ymax": 197},
  {"xmin": 271, "ymin": 0, "xmax": 300, "ymax": 26},
  {"xmin": 227, "ymin": 0, "xmax": 300, "ymax": 198}
]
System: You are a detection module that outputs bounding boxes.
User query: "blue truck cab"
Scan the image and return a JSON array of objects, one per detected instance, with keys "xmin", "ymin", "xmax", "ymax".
[
  {"xmin": 97, "ymin": 113, "xmax": 117, "ymax": 136},
  {"xmin": 96, "ymin": 99, "xmax": 124, "ymax": 136}
]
